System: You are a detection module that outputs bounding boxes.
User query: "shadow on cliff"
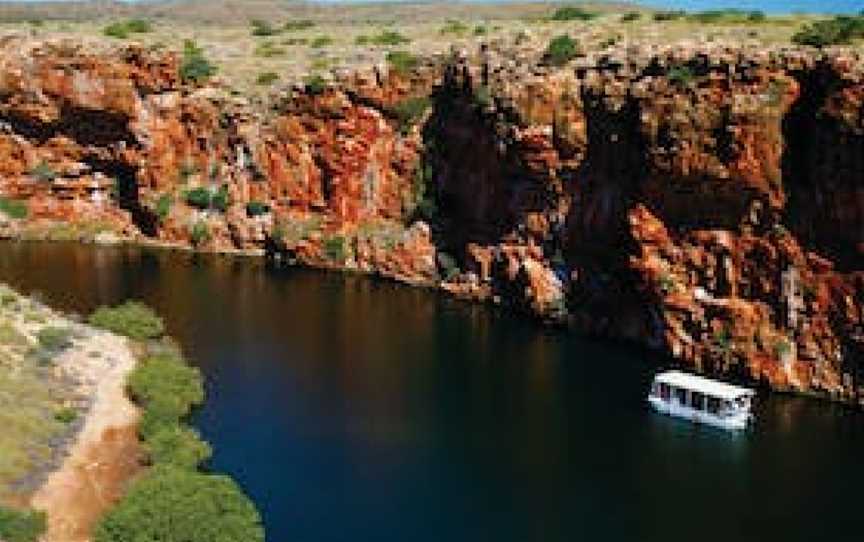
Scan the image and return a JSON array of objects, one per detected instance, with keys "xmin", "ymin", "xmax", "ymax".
[{"xmin": 782, "ymin": 63, "xmax": 864, "ymax": 272}]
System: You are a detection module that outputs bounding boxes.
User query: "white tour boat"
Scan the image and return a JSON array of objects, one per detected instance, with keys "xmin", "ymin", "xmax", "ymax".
[{"xmin": 648, "ymin": 370, "xmax": 755, "ymax": 431}]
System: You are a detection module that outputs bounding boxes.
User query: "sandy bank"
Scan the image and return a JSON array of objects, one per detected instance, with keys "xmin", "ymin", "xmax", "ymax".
[{"xmin": 29, "ymin": 331, "xmax": 142, "ymax": 542}]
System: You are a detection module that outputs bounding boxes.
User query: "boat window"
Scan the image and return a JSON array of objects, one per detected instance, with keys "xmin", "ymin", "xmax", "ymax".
[
  {"xmin": 675, "ymin": 387, "xmax": 687, "ymax": 405},
  {"xmin": 659, "ymin": 383, "xmax": 670, "ymax": 400},
  {"xmin": 690, "ymin": 391, "xmax": 705, "ymax": 411},
  {"xmin": 707, "ymin": 396, "xmax": 721, "ymax": 414}
]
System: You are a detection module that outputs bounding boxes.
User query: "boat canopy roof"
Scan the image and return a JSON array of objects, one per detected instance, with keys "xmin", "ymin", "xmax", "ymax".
[{"xmin": 653, "ymin": 370, "xmax": 755, "ymax": 401}]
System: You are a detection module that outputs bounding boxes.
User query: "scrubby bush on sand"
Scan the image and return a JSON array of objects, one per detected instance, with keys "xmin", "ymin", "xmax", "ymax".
[
  {"xmin": 88, "ymin": 301, "xmax": 166, "ymax": 340},
  {"xmin": 0, "ymin": 506, "xmax": 46, "ymax": 542},
  {"xmin": 93, "ymin": 467, "xmax": 263, "ymax": 542}
]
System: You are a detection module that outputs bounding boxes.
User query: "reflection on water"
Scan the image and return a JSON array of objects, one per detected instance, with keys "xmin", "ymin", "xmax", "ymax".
[{"xmin": 0, "ymin": 242, "xmax": 861, "ymax": 542}]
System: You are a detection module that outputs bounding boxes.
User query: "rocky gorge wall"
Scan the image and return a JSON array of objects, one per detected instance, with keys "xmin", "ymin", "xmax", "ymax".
[{"xmin": 0, "ymin": 36, "xmax": 861, "ymax": 403}]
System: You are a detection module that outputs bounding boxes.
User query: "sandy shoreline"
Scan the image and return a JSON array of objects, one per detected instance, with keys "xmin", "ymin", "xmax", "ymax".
[{"xmin": 29, "ymin": 331, "xmax": 142, "ymax": 542}]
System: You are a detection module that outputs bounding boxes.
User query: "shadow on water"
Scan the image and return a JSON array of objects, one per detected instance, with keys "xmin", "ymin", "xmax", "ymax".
[{"xmin": 0, "ymin": 242, "xmax": 861, "ymax": 542}]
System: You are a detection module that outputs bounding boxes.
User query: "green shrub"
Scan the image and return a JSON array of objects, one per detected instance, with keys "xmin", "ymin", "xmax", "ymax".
[
  {"xmin": 93, "ymin": 467, "xmax": 264, "ymax": 542},
  {"xmin": 190, "ymin": 221, "xmax": 210, "ymax": 246},
  {"xmin": 128, "ymin": 354, "xmax": 203, "ymax": 420},
  {"xmin": 323, "ymin": 235, "xmax": 346, "ymax": 262},
  {"xmin": 255, "ymin": 71, "xmax": 279, "ymax": 85},
  {"xmin": 125, "ymin": 19, "xmax": 152, "ymax": 33},
  {"xmin": 436, "ymin": 252, "xmax": 460, "ymax": 281},
  {"xmin": 386, "ymin": 50, "xmax": 419, "ymax": 75},
  {"xmin": 658, "ymin": 273, "xmax": 676, "ymax": 294},
  {"xmin": 103, "ymin": 19, "xmax": 152, "ymax": 39},
  {"xmin": 156, "ymin": 193, "xmax": 172, "ymax": 222},
  {"xmin": 440, "ymin": 19, "xmax": 469, "ymax": 35},
  {"xmin": 468, "ymin": 84, "xmax": 489, "ymax": 108},
  {"xmin": 747, "ymin": 11, "xmax": 767, "ymax": 23},
  {"xmin": 54, "ymin": 406, "xmax": 78, "ymax": 424},
  {"xmin": 0, "ymin": 197, "xmax": 28, "ymax": 219},
  {"xmin": 551, "ymin": 6, "xmax": 596, "ymax": 21},
  {"xmin": 0, "ymin": 506, "xmax": 46, "ymax": 542},
  {"xmin": 621, "ymin": 12, "xmax": 642, "ymax": 22},
  {"xmin": 714, "ymin": 325, "xmax": 732, "ymax": 350},
  {"xmin": 180, "ymin": 40, "xmax": 217, "ymax": 84},
  {"xmin": 390, "ymin": 97, "xmax": 431, "ymax": 134},
  {"xmin": 254, "ymin": 41, "xmax": 286, "ymax": 58},
  {"xmin": 212, "ymin": 185, "xmax": 230, "ymax": 212},
  {"xmin": 774, "ymin": 337, "xmax": 792, "ymax": 357},
  {"xmin": 186, "ymin": 184, "xmax": 231, "ymax": 212},
  {"xmin": 29, "ymin": 161, "xmax": 56, "ymax": 182},
  {"xmin": 145, "ymin": 426, "xmax": 212, "ymax": 469},
  {"xmin": 368, "ymin": 30, "xmax": 411, "ymax": 45},
  {"xmin": 792, "ymin": 15, "xmax": 864, "ymax": 47},
  {"xmin": 245, "ymin": 201, "xmax": 270, "ymax": 217},
  {"xmin": 185, "ymin": 187, "xmax": 211, "ymax": 209},
  {"xmin": 600, "ymin": 35, "xmax": 620, "ymax": 48},
  {"xmin": 407, "ymin": 159, "xmax": 429, "ymax": 216},
  {"xmin": 668, "ymin": 65, "xmax": 696, "ymax": 86},
  {"xmin": 544, "ymin": 34, "xmax": 580, "ymax": 66},
  {"xmin": 413, "ymin": 188, "xmax": 438, "ymax": 223},
  {"xmin": 178, "ymin": 161, "xmax": 197, "ymax": 183},
  {"xmin": 310, "ymin": 35, "xmax": 334, "ymax": 48},
  {"xmin": 311, "ymin": 58, "xmax": 332, "ymax": 71},
  {"xmin": 250, "ymin": 19, "xmax": 277, "ymax": 37},
  {"xmin": 305, "ymin": 74, "xmax": 327, "ymax": 95},
  {"xmin": 689, "ymin": 10, "xmax": 766, "ymax": 24},
  {"xmin": 88, "ymin": 301, "xmax": 166, "ymax": 340},
  {"xmin": 0, "ymin": 322, "xmax": 25, "ymax": 345},
  {"xmin": 653, "ymin": 10, "xmax": 686, "ymax": 21},
  {"xmin": 284, "ymin": 19, "xmax": 315, "ymax": 31},
  {"xmin": 37, "ymin": 326, "xmax": 73, "ymax": 354},
  {"xmin": 474, "ymin": 25, "xmax": 488, "ymax": 36}
]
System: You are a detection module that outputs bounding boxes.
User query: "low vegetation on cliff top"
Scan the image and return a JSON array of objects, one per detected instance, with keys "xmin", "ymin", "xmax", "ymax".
[
  {"xmin": 89, "ymin": 301, "xmax": 264, "ymax": 542},
  {"xmin": 103, "ymin": 18, "xmax": 152, "ymax": 39},
  {"xmin": 544, "ymin": 34, "xmax": 580, "ymax": 66},
  {"xmin": 1, "ymin": 1, "xmax": 855, "ymax": 93},
  {"xmin": 179, "ymin": 40, "xmax": 217, "ymax": 84},
  {"xmin": 792, "ymin": 14, "xmax": 864, "ymax": 47}
]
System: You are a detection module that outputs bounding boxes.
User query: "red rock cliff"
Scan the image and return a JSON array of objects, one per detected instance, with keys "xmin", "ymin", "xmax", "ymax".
[{"xmin": 0, "ymin": 38, "xmax": 861, "ymax": 402}]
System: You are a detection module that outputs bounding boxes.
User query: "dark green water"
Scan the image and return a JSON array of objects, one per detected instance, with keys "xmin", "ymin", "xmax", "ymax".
[{"xmin": 0, "ymin": 242, "xmax": 861, "ymax": 542}]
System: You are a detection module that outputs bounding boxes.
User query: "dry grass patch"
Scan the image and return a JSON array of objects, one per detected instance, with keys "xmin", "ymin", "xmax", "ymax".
[{"xmin": 0, "ymin": 286, "xmax": 83, "ymax": 504}]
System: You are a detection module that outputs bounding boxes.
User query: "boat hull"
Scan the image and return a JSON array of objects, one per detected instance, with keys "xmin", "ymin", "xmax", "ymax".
[{"xmin": 648, "ymin": 397, "xmax": 751, "ymax": 431}]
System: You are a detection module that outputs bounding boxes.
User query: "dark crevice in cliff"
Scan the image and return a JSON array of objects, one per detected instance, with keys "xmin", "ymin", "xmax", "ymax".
[
  {"xmin": 84, "ymin": 157, "xmax": 157, "ymax": 236},
  {"xmin": 564, "ymin": 91, "xmax": 658, "ymax": 339},
  {"xmin": 566, "ymin": 92, "xmax": 644, "ymax": 266},
  {"xmin": 782, "ymin": 65, "xmax": 863, "ymax": 271},
  {"xmin": 0, "ymin": 104, "xmax": 135, "ymax": 147},
  {"xmin": 422, "ymin": 86, "xmax": 515, "ymax": 257}
]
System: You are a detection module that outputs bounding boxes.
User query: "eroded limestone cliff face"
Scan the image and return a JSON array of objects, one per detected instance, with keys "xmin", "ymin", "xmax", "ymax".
[
  {"xmin": 0, "ymin": 37, "xmax": 861, "ymax": 402},
  {"xmin": 435, "ymin": 43, "xmax": 863, "ymax": 402}
]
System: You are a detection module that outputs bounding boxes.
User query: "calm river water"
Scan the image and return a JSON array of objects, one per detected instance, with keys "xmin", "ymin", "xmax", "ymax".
[{"xmin": 0, "ymin": 242, "xmax": 861, "ymax": 542}]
